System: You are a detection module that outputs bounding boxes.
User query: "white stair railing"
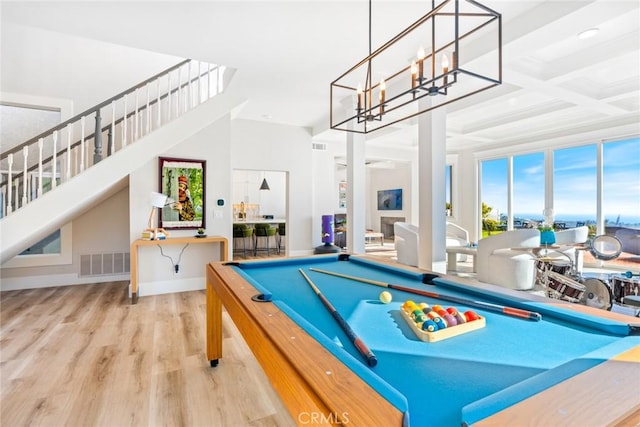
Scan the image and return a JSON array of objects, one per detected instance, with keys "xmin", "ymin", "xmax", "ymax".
[{"xmin": 0, "ymin": 59, "xmax": 226, "ymax": 218}]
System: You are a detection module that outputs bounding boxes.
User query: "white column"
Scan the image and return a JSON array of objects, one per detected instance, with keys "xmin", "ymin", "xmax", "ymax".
[
  {"xmin": 346, "ymin": 130, "xmax": 366, "ymax": 254},
  {"xmin": 507, "ymin": 156, "xmax": 513, "ymax": 230},
  {"xmin": 417, "ymin": 99, "xmax": 447, "ymax": 273}
]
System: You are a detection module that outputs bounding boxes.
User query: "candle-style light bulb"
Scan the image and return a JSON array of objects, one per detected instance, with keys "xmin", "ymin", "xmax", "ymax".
[
  {"xmin": 442, "ymin": 54, "xmax": 449, "ymax": 86},
  {"xmin": 417, "ymin": 47, "xmax": 425, "ymax": 81},
  {"xmin": 411, "ymin": 61, "xmax": 417, "ymax": 89},
  {"xmin": 379, "ymin": 79, "xmax": 386, "ymax": 116},
  {"xmin": 357, "ymin": 84, "xmax": 363, "ymax": 111}
]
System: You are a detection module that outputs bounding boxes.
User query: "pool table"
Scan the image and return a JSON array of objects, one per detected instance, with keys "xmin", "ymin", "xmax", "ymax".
[{"xmin": 206, "ymin": 254, "xmax": 640, "ymax": 426}]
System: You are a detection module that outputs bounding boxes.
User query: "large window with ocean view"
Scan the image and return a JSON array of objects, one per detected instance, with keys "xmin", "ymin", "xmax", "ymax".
[
  {"xmin": 479, "ymin": 137, "xmax": 639, "ymax": 270},
  {"xmin": 553, "ymin": 144, "xmax": 597, "ymax": 229},
  {"xmin": 513, "ymin": 152, "xmax": 544, "ymax": 228},
  {"xmin": 602, "ymin": 138, "xmax": 640, "ymax": 268},
  {"xmin": 480, "ymin": 158, "xmax": 507, "ymax": 234}
]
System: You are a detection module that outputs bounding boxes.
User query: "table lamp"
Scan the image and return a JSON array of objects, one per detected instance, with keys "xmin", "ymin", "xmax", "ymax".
[{"xmin": 144, "ymin": 191, "xmax": 170, "ymax": 240}]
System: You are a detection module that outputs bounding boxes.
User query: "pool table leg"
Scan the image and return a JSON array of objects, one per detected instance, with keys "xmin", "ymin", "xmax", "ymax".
[{"xmin": 206, "ymin": 278, "xmax": 223, "ymax": 366}]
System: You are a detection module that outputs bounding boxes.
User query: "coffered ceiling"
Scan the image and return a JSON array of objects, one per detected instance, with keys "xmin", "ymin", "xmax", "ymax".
[{"xmin": 2, "ymin": 0, "xmax": 639, "ymax": 155}]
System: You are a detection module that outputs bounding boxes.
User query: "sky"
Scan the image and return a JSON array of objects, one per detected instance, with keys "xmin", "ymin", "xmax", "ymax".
[{"xmin": 481, "ymin": 137, "xmax": 640, "ymax": 225}]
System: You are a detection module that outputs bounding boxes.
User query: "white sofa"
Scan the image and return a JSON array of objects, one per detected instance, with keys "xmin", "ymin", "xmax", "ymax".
[
  {"xmin": 394, "ymin": 222, "xmax": 419, "ymax": 267},
  {"xmin": 476, "ymin": 229, "xmax": 541, "ymax": 290}
]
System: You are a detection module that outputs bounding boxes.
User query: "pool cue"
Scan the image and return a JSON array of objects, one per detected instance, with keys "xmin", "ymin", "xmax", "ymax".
[
  {"xmin": 309, "ymin": 267, "xmax": 542, "ymax": 322},
  {"xmin": 298, "ymin": 269, "xmax": 378, "ymax": 367}
]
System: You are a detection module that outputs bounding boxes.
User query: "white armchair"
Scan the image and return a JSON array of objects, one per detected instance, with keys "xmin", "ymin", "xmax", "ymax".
[
  {"xmin": 476, "ymin": 229, "xmax": 540, "ymax": 290},
  {"xmin": 394, "ymin": 222, "xmax": 419, "ymax": 267},
  {"xmin": 446, "ymin": 222, "xmax": 470, "ymax": 261}
]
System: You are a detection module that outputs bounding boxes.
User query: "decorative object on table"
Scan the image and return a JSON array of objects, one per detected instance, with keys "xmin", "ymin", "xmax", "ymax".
[
  {"xmin": 159, "ymin": 157, "xmax": 206, "ymax": 230},
  {"xmin": 314, "ymin": 214, "xmax": 341, "ymax": 254},
  {"xmin": 195, "ymin": 228, "xmax": 206, "ymax": 238},
  {"xmin": 538, "ymin": 224, "xmax": 556, "ymax": 246},
  {"xmin": 142, "ymin": 191, "xmax": 170, "ymax": 240},
  {"xmin": 329, "ymin": 0, "xmax": 501, "ymax": 134}
]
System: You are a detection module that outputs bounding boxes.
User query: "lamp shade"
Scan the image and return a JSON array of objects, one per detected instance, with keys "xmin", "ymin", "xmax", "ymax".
[
  {"xmin": 260, "ymin": 178, "xmax": 270, "ymax": 190},
  {"xmin": 150, "ymin": 191, "xmax": 168, "ymax": 208}
]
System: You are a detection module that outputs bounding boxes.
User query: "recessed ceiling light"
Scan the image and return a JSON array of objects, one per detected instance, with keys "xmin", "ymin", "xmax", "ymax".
[{"xmin": 577, "ymin": 28, "xmax": 599, "ymax": 40}]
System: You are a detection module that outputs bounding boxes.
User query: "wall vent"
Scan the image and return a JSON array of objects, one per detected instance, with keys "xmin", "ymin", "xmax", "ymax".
[
  {"xmin": 312, "ymin": 142, "xmax": 327, "ymax": 151},
  {"xmin": 80, "ymin": 252, "xmax": 130, "ymax": 277}
]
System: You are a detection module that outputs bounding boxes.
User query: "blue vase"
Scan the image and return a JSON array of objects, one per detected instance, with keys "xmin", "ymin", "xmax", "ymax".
[{"xmin": 540, "ymin": 230, "xmax": 556, "ymax": 246}]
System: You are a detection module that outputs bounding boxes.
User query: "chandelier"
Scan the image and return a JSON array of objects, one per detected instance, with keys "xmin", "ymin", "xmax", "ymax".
[{"xmin": 330, "ymin": 0, "xmax": 502, "ymax": 134}]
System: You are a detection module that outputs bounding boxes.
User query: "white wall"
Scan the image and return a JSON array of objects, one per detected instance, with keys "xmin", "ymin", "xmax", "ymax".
[
  {"xmin": 1, "ymin": 22, "xmax": 182, "ymax": 115},
  {"xmin": 231, "ymin": 119, "xmax": 313, "ymax": 255}
]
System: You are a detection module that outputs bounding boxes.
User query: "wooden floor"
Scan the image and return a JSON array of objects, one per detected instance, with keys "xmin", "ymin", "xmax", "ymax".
[{"xmin": 0, "ymin": 282, "xmax": 295, "ymax": 427}]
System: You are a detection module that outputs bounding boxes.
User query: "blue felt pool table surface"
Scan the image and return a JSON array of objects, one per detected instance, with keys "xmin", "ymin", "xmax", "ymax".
[{"xmin": 214, "ymin": 255, "xmax": 640, "ymax": 426}]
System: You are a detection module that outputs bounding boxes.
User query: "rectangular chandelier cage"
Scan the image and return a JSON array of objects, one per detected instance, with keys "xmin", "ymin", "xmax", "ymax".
[{"xmin": 330, "ymin": 0, "xmax": 502, "ymax": 134}]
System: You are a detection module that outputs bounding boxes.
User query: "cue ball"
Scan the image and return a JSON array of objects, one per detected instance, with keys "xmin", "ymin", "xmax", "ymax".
[{"xmin": 379, "ymin": 291, "xmax": 393, "ymax": 304}]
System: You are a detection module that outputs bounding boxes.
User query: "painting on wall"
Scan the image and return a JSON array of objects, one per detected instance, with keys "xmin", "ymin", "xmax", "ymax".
[
  {"xmin": 159, "ymin": 157, "xmax": 206, "ymax": 230},
  {"xmin": 338, "ymin": 181, "xmax": 347, "ymax": 208},
  {"xmin": 377, "ymin": 188, "xmax": 402, "ymax": 210}
]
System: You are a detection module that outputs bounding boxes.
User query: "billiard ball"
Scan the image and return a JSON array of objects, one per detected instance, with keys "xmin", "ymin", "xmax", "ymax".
[
  {"xmin": 455, "ymin": 313, "xmax": 466, "ymax": 324},
  {"xmin": 422, "ymin": 320, "xmax": 438, "ymax": 332},
  {"xmin": 432, "ymin": 316, "xmax": 446, "ymax": 329},
  {"xmin": 443, "ymin": 314, "xmax": 458, "ymax": 327},
  {"xmin": 379, "ymin": 291, "xmax": 393, "ymax": 304},
  {"xmin": 412, "ymin": 309, "xmax": 425, "ymax": 320},
  {"xmin": 464, "ymin": 310, "xmax": 480, "ymax": 322},
  {"xmin": 402, "ymin": 300, "xmax": 417, "ymax": 311}
]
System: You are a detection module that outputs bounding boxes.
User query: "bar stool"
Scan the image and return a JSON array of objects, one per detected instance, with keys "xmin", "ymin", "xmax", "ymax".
[
  {"xmin": 254, "ymin": 223, "xmax": 278, "ymax": 256},
  {"xmin": 233, "ymin": 224, "xmax": 254, "ymax": 258},
  {"xmin": 277, "ymin": 223, "xmax": 286, "ymax": 253}
]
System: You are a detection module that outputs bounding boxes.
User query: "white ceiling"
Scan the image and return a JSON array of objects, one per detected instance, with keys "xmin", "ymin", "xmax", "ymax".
[{"xmin": 2, "ymin": 0, "xmax": 639, "ymax": 155}]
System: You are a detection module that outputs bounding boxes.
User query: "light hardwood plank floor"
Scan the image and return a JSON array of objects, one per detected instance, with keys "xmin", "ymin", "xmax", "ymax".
[{"xmin": 1, "ymin": 282, "xmax": 295, "ymax": 427}]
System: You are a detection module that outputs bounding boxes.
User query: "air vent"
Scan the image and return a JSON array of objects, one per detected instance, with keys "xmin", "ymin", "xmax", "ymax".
[
  {"xmin": 80, "ymin": 252, "xmax": 130, "ymax": 277},
  {"xmin": 312, "ymin": 142, "xmax": 327, "ymax": 151}
]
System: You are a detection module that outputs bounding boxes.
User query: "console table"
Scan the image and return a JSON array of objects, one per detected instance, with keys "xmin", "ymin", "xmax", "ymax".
[{"xmin": 130, "ymin": 236, "xmax": 228, "ymax": 304}]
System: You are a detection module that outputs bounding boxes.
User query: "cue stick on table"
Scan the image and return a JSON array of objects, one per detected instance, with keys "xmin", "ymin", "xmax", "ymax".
[
  {"xmin": 309, "ymin": 267, "xmax": 542, "ymax": 322},
  {"xmin": 298, "ymin": 269, "xmax": 378, "ymax": 367}
]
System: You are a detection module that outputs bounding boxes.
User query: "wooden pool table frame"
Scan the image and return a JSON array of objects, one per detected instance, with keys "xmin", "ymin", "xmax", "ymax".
[{"xmin": 205, "ymin": 257, "xmax": 640, "ymax": 426}]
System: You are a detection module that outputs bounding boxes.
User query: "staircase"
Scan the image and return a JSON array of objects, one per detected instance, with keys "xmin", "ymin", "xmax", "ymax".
[{"xmin": 0, "ymin": 59, "xmax": 243, "ymax": 264}]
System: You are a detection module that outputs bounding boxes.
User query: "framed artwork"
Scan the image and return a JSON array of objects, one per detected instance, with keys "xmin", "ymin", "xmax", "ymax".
[
  {"xmin": 159, "ymin": 157, "xmax": 206, "ymax": 230},
  {"xmin": 377, "ymin": 188, "xmax": 402, "ymax": 210},
  {"xmin": 338, "ymin": 181, "xmax": 347, "ymax": 208}
]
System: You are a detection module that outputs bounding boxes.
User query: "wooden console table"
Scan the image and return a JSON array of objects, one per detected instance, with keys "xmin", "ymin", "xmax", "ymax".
[{"xmin": 130, "ymin": 236, "xmax": 228, "ymax": 304}]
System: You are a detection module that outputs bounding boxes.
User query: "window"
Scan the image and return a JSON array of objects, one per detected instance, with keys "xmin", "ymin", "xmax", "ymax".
[
  {"xmin": 481, "ymin": 158, "xmax": 507, "ymax": 233},
  {"xmin": 602, "ymin": 138, "xmax": 640, "ymax": 267},
  {"xmin": 553, "ymin": 144, "xmax": 597, "ymax": 228},
  {"xmin": 513, "ymin": 152, "xmax": 544, "ymax": 228}
]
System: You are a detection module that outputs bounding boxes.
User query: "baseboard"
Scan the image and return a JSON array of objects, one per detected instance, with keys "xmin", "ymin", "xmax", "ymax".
[
  {"xmin": 131, "ymin": 277, "xmax": 205, "ymax": 297},
  {"xmin": 0, "ymin": 273, "xmax": 130, "ymax": 291}
]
